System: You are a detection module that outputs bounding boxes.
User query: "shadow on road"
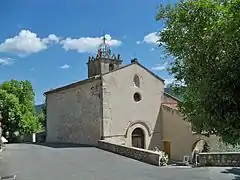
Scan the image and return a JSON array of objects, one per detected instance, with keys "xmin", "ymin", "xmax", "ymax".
[
  {"xmin": 221, "ymin": 168, "xmax": 240, "ymax": 180},
  {"xmin": 28, "ymin": 142, "xmax": 94, "ymax": 149}
]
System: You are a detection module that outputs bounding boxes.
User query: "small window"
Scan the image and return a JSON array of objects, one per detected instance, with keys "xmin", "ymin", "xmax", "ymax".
[
  {"xmin": 133, "ymin": 74, "xmax": 140, "ymax": 87},
  {"xmin": 109, "ymin": 63, "xmax": 114, "ymax": 71},
  {"xmin": 133, "ymin": 92, "xmax": 141, "ymax": 102}
]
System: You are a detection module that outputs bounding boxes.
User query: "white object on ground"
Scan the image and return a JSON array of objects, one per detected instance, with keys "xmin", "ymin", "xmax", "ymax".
[
  {"xmin": 1, "ymin": 136, "xmax": 8, "ymax": 143},
  {"xmin": 32, "ymin": 133, "xmax": 36, "ymax": 143},
  {"xmin": 182, "ymin": 155, "xmax": 190, "ymax": 163}
]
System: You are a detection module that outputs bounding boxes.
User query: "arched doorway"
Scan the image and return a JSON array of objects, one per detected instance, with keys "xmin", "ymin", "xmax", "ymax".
[
  {"xmin": 191, "ymin": 139, "xmax": 210, "ymax": 164},
  {"xmin": 132, "ymin": 128, "xmax": 145, "ymax": 149},
  {"xmin": 109, "ymin": 63, "xmax": 114, "ymax": 71},
  {"xmin": 192, "ymin": 139, "xmax": 210, "ymax": 153}
]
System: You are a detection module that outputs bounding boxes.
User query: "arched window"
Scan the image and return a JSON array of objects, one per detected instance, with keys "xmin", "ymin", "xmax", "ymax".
[
  {"xmin": 109, "ymin": 63, "xmax": 114, "ymax": 71},
  {"xmin": 133, "ymin": 74, "xmax": 140, "ymax": 87}
]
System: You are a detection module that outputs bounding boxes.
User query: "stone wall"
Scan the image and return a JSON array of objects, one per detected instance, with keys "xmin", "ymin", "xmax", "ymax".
[
  {"xmin": 10, "ymin": 132, "xmax": 45, "ymax": 143},
  {"xmin": 199, "ymin": 152, "xmax": 240, "ymax": 167},
  {"xmin": 97, "ymin": 140, "xmax": 161, "ymax": 166},
  {"xmin": 46, "ymin": 78, "xmax": 102, "ymax": 145}
]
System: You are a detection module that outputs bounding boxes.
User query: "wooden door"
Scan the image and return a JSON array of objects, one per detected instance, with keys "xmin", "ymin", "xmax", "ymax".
[
  {"xmin": 163, "ymin": 141, "xmax": 171, "ymax": 158},
  {"xmin": 132, "ymin": 128, "xmax": 145, "ymax": 149},
  {"xmin": 132, "ymin": 137, "xmax": 144, "ymax": 148}
]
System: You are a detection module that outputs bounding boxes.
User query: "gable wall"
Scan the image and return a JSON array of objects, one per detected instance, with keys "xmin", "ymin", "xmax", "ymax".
[
  {"xmin": 102, "ymin": 63, "xmax": 165, "ymax": 149},
  {"xmin": 161, "ymin": 104, "xmax": 219, "ymax": 161},
  {"xmin": 161, "ymin": 105, "xmax": 194, "ymax": 160},
  {"xmin": 46, "ymin": 79, "xmax": 102, "ymax": 145}
]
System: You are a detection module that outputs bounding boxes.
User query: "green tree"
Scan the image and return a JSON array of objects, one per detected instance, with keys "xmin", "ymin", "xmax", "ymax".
[
  {"xmin": 41, "ymin": 102, "xmax": 47, "ymax": 129},
  {"xmin": 21, "ymin": 111, "xmax": 42, "ymax": 134},
  {"xmin": 156, "ymin": 0, "xmax": 240, "ymax": 144},
  {"xmin": 0, "ymin": 80, "xmax": 41, "ymax": 138},
  {"xmin": 0, "ymin": 89, "xmax": 22, "ymax": 138},
  {"xmin": 36, "ymin": 109, "xmax": 46, "ymax": 130},
  {"xmin": 35, "ymin": 100, "xmax": 46, "ymax": 130},
  {"xmin": 1, "ymin": 80, "xmax": 35, "ymax": 114}
]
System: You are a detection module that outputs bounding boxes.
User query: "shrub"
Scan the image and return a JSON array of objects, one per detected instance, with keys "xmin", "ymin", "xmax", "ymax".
[
  {"xmin": 210, "ymin": 140, "xmax": 240, "ymax": 152},
  {"xmin": 159, "ymin": 151, "xmax": 169, "ymax": 166},
  {"xmin": 152, "ymin": 147, "xmax": 169, "ymax": 166}
]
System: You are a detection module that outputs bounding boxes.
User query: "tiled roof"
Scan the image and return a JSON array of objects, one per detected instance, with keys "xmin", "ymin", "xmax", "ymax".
[
  {"xmin": 162, "ymin": 103, "xmax": 179, "ymax": 110},
  {"xmin": 44, "ymin": 75, "xmax": 101, "ymax": 95}
]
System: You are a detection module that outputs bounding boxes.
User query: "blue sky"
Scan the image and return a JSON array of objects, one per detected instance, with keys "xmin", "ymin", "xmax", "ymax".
[{"xmin": 0, "ymin": 0, "xmax": 177, "ymax": 105}]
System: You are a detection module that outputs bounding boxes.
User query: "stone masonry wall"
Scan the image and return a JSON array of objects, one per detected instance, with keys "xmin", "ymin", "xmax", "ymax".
[
  {"xmin": 199, "ymin": 152, "xmax": 240, "ymax": 167},
  {"xmin": 97, "ymin": 140, "xmax": 161, "ymax": 166},
  {"xmin": 46, "ymin": 79, "xmax": 102, "ymax": 145}
]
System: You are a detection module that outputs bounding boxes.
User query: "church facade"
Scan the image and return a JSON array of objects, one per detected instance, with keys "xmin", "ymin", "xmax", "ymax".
[{"xmin": 44, "ymin": 39, "xmax": 218, "ymax": 161}]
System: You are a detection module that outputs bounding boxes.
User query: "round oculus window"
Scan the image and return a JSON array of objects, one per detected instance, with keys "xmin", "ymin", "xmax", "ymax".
[{"xmin": 133, "ymin": 92, "xmax": 141, "ymax": 102}]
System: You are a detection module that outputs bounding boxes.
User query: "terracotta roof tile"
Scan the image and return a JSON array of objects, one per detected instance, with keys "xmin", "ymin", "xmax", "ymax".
[{"xmin": 162, "ymin": 103, "xmax": 179, "ymax": 110}]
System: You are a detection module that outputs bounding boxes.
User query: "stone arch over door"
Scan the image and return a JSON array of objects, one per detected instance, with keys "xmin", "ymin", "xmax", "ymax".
[
  {"xmin": 125, "ymin": 121, "xmax": 152, "ymax": 149},
  {"xmin": 192, "ymin": 139, "xmax": 210, "ymax": 153},
  {"xmin": 191, "ymin": 139, "xmax": 210, "ymax": 163}
]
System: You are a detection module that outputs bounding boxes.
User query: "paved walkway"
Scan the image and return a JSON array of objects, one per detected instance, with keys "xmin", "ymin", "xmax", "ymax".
[{"xmin": 0, "ymin": 143, "xmax": 239, "ymax": 180}]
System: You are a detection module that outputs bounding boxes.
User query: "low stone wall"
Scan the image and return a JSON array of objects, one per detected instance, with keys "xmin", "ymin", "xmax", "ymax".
[
  {"xmin": 17, "ymin": 132, "xmax": 45, "ymax": 143},
  {"xmin": 97, "ymin": 140, "xmax": 161, "ymax": 166},
  {"xmin": 199, "ymin": 152, "xmax": 240, "ymax": 167}
]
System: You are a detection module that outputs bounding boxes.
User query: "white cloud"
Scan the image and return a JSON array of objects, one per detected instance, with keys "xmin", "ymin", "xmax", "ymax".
[
  {"xmin": 143, "ymin": 32, "xmax": 159, "ymax": 45},
  {"xmin": 136, "ymin": 41, "xmax": 141, "ymax": 44},
  {"xmin": 164, "ymin": 77, "xmax": 175, "ymax": 87},
  {"xmin": 60, "ymin": 64, "xmax": 70, "ymax": 69},
  {"xmin": 150, "ymin": 48, "xmax": 155, "ymax": 51},
  {"xmin": 0, "ymin": 30, "xmax": 59, "ymax": 57},
  {"xmin": 152, "ymin": 62, "xmax": 168, "ymax": 71},
  {"xmin": 136, "ymin": 32, "xmax": 159, "ymax": 45},
  {"xmin": 0, "ymin": 57, "xmax": 14, "ymax": 66},
  {"xmin": 42, "ymin": 34, "xmax": 60, "ymax": 44},
  {"xmin": 60, "ymin": 34, "xmax": 122, "ymax": 53},
  {"xmin": 164, "ymin": 77, "xmax": 185, "ymax": 88}
]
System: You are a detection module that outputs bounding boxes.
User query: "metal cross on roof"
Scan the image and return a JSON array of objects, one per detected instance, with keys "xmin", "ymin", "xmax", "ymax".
[
  {"xmin": 103, "ymin": 34, "xmax": 106, "ymax": 44},
  {"xmin": 98, "ymin": 34, "xmax": 111, "ymax": 58}
]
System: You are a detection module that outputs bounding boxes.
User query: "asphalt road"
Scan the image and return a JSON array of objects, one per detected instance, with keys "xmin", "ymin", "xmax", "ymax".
[{"xmin": 0, "ymin": 143, "xmax": 239, "ymax": 180}]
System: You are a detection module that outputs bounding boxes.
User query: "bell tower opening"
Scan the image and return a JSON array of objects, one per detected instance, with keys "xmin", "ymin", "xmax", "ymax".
[{"xmin": 87, "ymin": 35, "xmax": 123, "ymax": 78}]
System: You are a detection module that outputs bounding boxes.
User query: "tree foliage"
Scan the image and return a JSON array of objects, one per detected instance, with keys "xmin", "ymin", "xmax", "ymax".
[
  {"xmin": 210, "ymin": 140, "xmax": 240, "ymax": 152},
  {"xmin": 156, "ymin": 0, "xmax": 240, "ymax": 144},
  {"xmin": 36, "ymin": 103, "xmax": 46, "ymax": 130},
  {"xmin": 0, "ymin": 89, "xmax": 21, "ymax": 137},
  {"xmin": 0, "ymin": 80, "xmax": 42, "ymax": 139}
]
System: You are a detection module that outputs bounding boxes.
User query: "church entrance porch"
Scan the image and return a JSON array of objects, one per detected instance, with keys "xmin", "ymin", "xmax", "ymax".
[{"xmin": 131, "ymin": 128, "xmax": 145, "ymax": 149}]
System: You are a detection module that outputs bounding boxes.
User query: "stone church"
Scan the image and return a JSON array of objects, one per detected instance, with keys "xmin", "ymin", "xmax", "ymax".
[{"xmin": 44, "ymin": 38, "xmax": 218, "ymax": 161}]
